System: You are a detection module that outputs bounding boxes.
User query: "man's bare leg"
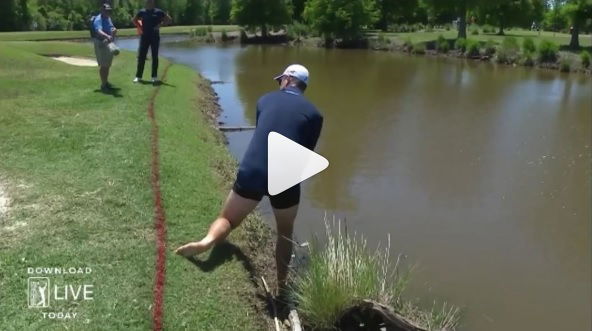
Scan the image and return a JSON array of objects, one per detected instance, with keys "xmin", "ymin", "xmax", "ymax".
[
  {"xmin": 175, "ymin": 190, "xmax": 258, "ymax": 257},
  {"xmin": 273, "ymin": 205, "xmax": 298, "ymax": 291},
  {"xmin": 99, "ymin": 66, "xmax": 109, "ymax": 85}
]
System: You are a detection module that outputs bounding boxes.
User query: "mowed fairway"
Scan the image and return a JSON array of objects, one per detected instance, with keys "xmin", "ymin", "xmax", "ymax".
[{"xmin": 0, "ymin": 41, "xmax": 264, "ymax": 330}]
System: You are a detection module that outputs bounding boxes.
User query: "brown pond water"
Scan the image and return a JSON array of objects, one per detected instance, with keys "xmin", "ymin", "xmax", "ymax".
[{"xmin": 119, "ymin": 38, "xmax": 591, "ymax": 331}]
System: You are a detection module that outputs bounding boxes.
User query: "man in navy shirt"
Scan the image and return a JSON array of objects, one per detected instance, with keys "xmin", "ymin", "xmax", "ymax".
[
  {"xmin": 132, "ymin": 0, "xmax": 171, "ymax": 83},
  {"xmin": 176, "ymin": 64, "xmax": 323, "ymax": 291}
]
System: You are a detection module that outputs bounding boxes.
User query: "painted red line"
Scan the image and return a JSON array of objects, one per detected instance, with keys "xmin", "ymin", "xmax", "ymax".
[{"xmin": 147, "ymin": 64, "xmax": 171, "ymax": 331}]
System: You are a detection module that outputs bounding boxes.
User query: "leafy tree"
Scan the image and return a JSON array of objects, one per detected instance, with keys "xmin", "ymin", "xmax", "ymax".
[
  {"xmin": 376, "ymin": 0, "xmax": 421, "ymax": 30},
  {"xmin": 0, "ymin": 0, "xmax": 17, "ymax": 31},
  {"xmin": 183, "ymin": 0, "xmax": 206, "ymax": 24},
  {"xmin": 562, "ymin": 0, "xmax": 592, "ymax": 48},
  {"xmin": 303, "ymin": 0, "xmax": 379, "ymax": 42},
  {"xmin": 291, "ymin": 0, "xmax": 307, "ymax": 21},
  {"xmin": 423, "ymin": 0, "xmax": 482, "ymax": 39},
  {"xmin": 478, "ymin": 0, "xmax": 533, "ymax": 35},
  {"xmin": 16, "ymin": 0, "xmax": 32, "ymax": 30},
  {"xmin": 209, "ymin": 0, "xmax": 232, "ymax": 24},
  {"xmin": 544, "ymin": 0, "xmax": 568, "ymax": 31},
  {"xmin": 230, "ymin": 0, "xmax": 291, "ymax": 37}
]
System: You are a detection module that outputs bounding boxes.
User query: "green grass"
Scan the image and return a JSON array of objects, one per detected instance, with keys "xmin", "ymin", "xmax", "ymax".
[
  {"xmin": 291, "ymin": 218, "xmax": 460, "ymax": 330},
  {"xmin": 0, "ymin": 25, "xmax": 239, "ymax": 41},
  {"xmin": 0, "ymin": 40, "xmax": 263, "ymax": 330},
  {"xmin": 371, "ymin": 28, "xmax": 591, "ymax": 49}
]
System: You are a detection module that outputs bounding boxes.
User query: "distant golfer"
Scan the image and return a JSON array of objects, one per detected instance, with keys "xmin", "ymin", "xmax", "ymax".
[
  {"xmin": 132, "ymin": 0, "xmax": 171, "ymax": 83},
  {"xmin": 176, "ymin": 65, "xmax": 323, "ymax": 292},
  {"xmin": 91, "ymin": 3, "xmax": 117, "ymax": 91}
]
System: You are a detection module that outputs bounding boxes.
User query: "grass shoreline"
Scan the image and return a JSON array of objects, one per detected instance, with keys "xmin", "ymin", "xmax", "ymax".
[{"xmin": 0, "ymin": 40, "xmax": 274, "ymax": 330}]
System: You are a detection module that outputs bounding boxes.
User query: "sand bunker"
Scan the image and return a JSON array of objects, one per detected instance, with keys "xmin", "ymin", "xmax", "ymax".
[
  {"xmin": 52, "ymin": 56, "xmax": 97, "ymax": 67},
  {"xmin": 0, "ymin": 183, "xmax": 8, "ymax": 218}
]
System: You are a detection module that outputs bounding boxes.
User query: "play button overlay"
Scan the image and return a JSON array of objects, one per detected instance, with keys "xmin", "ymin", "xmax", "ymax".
[{"xmin": 268, "ymin": 131, "xmax": 329, "ymax": 196}]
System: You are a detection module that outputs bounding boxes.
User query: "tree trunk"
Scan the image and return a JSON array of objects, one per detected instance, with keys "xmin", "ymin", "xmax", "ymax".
[
  {"xmin": 261, "ymin": 24, "xmax": 268, "ymax": 38},
  {"xmin": 457, "ymin": 0, "xmax": 467, "ymax": 39},
  {"xmin": 497, "ymin": 13, "xmax": 505, "ymax": 35},
  {"xmin": 569, "ymin": 24, "xmax": 580, "ymax": 49}
]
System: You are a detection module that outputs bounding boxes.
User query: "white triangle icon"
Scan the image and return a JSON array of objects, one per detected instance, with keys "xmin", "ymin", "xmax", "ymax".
[{"xmin": 268, "ymin": 131, "xmax": 329, "ymax": 196}]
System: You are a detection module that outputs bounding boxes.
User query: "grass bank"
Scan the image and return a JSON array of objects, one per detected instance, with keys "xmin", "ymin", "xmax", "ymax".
[
  {"xmin": 0, "ymin": 25, "xmax": 239, "ymax": 41},
  {"xmin": 0, "ymin": 40, "xmax": 272, "ymax": 330}
]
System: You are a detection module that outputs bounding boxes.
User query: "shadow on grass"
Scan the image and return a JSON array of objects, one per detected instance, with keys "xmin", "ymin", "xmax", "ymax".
[
  {"xmin": 93, "ymin": 87, "xmax": 123, "ymax": 98},
  {"xmin": 136, "ymin": 80, "xmax": 176, "ymax": 87},
  {"xmin": 183, "ymin": 241, "xmax": 276, "ymax": 321}
]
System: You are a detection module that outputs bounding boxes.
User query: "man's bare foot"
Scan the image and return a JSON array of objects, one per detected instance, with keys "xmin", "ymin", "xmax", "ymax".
[{"xmin": 174, "ymin": 241, "xmax": 212, "ymax": 257}]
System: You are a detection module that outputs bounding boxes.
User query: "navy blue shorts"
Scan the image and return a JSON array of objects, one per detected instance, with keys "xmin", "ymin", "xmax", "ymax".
[{"xmin": 232, "ymin": 180, "xmax": 300, "ymax": 209}]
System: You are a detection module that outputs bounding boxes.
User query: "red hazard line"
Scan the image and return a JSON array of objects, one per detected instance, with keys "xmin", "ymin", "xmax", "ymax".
[{"xmin": 147, "ymin": 64, "xmax": 172, "ymax": 331}]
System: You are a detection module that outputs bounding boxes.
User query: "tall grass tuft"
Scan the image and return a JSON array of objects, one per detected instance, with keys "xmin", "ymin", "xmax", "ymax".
[
  {"xmin": 291, "ymin": 217, "xmax": 461, "ymax": 330},
  {"xmin": 437, "ymin": 35, "xmax": 450, "ymax": 53},
  {"xmin": 496, "ymin": 37, "xmax": 520, "ymax": 64},
  {"xmin": 537, "ymin": 39, "xmax": 559, "ymax": 63},
  {"xmin": 291, "ymin": 219, "xmax": 410, "ymax": 329},
  {"xmin": 466, "ymin": 39, "xmax": 480, "ymax": 57},
  {"xmin": 581, "ymin": 50, "xmax": 591, "ymax": 68},
  {"xmin": 455, "ymin": 38, "xmax": 467, "ymax": 52},
  {"xmin": 522, "ymin": 37, "xmax": 536, "ymax": 54},
  {"xmin": 560, "ymin": 57, "xmax": 572, "ymax": 72}
]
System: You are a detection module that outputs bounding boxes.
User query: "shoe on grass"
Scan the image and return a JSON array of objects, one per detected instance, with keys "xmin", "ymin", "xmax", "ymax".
[
  {"xmin": 133, "ymin": 77, "xmax": 141, "ymax": 83},
  {"xmin": 151, "ymin": 77, "xmax": 159, "ymax": 83}
]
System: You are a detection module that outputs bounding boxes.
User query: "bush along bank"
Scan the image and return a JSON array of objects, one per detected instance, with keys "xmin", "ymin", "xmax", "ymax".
[{"xmin": 370, "ymin": 34, "xmax": 591, "ymax": 75}]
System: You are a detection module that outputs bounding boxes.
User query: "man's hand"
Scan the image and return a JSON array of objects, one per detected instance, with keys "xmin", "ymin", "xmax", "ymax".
[{"xmin": 111, "ymin": 27, "xmax": 117, "ymax": 36}]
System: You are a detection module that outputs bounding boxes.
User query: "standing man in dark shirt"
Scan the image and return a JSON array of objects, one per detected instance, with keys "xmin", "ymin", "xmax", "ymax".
[
  {"xmin": 132, "ymin": 0, "xmax": 171, "ymax": 83},
  {"xmin": 176, "ymin": 64, "xmax": 323, "ymax": 292}
]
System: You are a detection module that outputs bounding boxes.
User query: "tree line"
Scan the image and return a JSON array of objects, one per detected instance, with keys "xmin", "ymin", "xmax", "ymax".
[{"xmin": 0, "ymin": 0, "xmax": 590, "ymax": 48}]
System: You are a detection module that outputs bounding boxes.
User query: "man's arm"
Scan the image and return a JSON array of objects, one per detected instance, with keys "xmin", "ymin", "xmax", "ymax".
[
  {"xmin": 93, "ymin": 17, "xmax": 112, "ymax": 41},
  {"xmin": 156, "ymin": 10, "xmax": 172, "ymax": 29},
  {"xmin": 307, "ymin": 114, "xmax": 323, "ymax": 150},
  {"xmin": 132, "ymin": 11, "xmax": 142, "ymax": 30},
  {"xmin": 109, "ymin": 18, "xmax": 117, "ymax": 36},
  {"xmin": 163, "ymin": 12, "xmax": 172, "ymax": 25}
]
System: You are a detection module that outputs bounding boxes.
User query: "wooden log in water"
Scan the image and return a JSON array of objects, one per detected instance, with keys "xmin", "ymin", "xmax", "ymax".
[{"xmin": 218, "ymin": 126, "xmax": 256, "ymax": 132}]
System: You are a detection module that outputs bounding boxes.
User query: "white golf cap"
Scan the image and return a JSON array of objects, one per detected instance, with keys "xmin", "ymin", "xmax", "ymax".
[{"xmin": 273, "ymin": 64, "xmax": 309, "ymax": 86}]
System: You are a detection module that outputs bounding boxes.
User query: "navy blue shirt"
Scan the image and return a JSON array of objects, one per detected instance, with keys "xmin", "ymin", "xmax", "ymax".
[
  {"xmin": 135, "ymin": 8, "xmax": 165, "ymax": 36},
  {"xmin": 236, "ymin": 86, "xmax": 323, "ymax": 193}
]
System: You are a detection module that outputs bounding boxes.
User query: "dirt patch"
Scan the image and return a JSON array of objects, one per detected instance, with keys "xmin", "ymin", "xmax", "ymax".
[{"xmin": 51, "ymin": 56, "xmax": 97, "ymax": 67}]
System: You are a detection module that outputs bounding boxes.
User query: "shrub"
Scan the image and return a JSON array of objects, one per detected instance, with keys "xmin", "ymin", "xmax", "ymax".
[
  {"xmin": 581, "ymin": 50, "xmax": 591, "ymax": 68},
  {"xmin": 484, "ymin": 39, "xmax": 497, "ymax": 56},
  {"xmin": 221, "ymin": 29, "xmax": 230, "ymax": 42},
  {"xmin": 469, "ymin": 24, "xmax": 480, "ymax": 35},
  {"xmin": 437, "ymin": 35, "xmax": 449, "ymax": 53},
  {"xmin": 403, "ymin": 37, "xmax": 413, "ymax": 51},
  {"xmin": 375, "ymin": 32, "xmax": 391, "ymax": 48},
  {"xmin": 482, "ymin": 24, "xmax": 495, "ymax": 33},
  {"xmin": 443, "ymin": 23, "xmax": 452, "ymax": 31},
  {"xmin": 287, "ymin": 22, "xmax": 310, "ymax": 40},
  {"xmin": 412, "ymin": 42, "xmax": 426, "ymax": 54},
  {"xmin": 455, "ymin": 38, "xmax": 467, "ymax": 52},
  {"xmin": 496, "ymin": 37, "xmax": 520, "ymax": 64},
  {"xmin": 522, "ymin": 37, "xmax": 536, "ymax": 54},
  {"xmin": 538, "ymin": 39, "xmax": 559, "ymax": 63},
  {"xmin": 560, "ymin": 58, "xmax": 571, "ymax": 72},
  {"xmin": 466, "ymin": 39, "xmax": 480, "ymax": 57},
  {"xmin": 191, "ymin": 27, "xmax": 207, "ymax": 37},
  {"xmin": 521, "ymin": 51, "xmax": 535, "ymax": 66},
  {"xmin": 207, "ymin": 25, "xmax": 213, "ymax": 33}
]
